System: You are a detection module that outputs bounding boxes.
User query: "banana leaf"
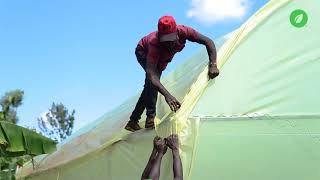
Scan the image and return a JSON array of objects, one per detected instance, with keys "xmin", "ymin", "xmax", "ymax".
[
  {"xmin": 0, "ymin": 112, "xmax": 4, "ymax": 121},
  {"xmin": 0, "ymin": 121, "xmax": 56, "ymax": 157}
]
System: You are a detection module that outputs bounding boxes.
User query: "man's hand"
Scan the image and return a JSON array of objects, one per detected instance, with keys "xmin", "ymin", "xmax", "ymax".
[
  {"xmin": 208, "ymin": 64, "xmax": 219, "ymax": 79},
  {"xmin": 165, "ymin": 134, "xmax": 179, "ymax": 151},
  {"xmin": 165, "ymin": 95, "xmax": 181, "ymax": 112},
  {"xmin": 153, "ymin": 136, "xmax": 168, "ymax": 154}
]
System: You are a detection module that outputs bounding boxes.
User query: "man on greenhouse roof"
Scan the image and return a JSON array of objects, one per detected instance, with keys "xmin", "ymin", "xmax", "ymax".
[{"xmin": 125, "ymin": 15, "xmax": 219, "ymax": 132}]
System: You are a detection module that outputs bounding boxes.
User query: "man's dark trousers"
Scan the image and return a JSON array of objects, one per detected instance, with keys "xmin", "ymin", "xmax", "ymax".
[{"xmin": 129, "ymin": 45, "xmax": 161, "ymax": 123}]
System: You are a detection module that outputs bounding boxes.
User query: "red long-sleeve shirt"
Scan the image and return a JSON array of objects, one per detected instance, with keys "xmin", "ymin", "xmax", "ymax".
[{"xmin": 138, "ymin": 25, "xmax": 200, "ymax": 71}]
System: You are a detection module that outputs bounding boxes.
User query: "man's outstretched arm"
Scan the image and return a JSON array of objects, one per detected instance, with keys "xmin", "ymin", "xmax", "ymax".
[
  {"xmin": 148, "ymin": 146, "xmax": 167, "ymax": 180},
  {"xmin": 146, "ymin": 61, "xmax": 181, "ymax": 112},
  {"xmin": 166, "ymin": 134, "xmax": 183, "ymax": 180},
  {"xmin": 195, "ymin": 33, "xmax": 219, "ymax": 79},
  {"xmin": 142, "ymin": 137, "xmax": 167, "ymax": 180},
  {"xmin": 172, "ymin": 148, "xmax": 183, "ymax": 180},
  {"xmin": 141, "ymin": 137, "xmax": 160, "ymax": 180}
]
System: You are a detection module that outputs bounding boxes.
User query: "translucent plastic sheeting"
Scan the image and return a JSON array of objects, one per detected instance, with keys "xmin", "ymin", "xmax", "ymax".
[
  {"xmin": 17, "ymin": 0, "xmax": 320, "ymax": 179},
  {"xmin": 17, "ymin": 30, "xmax": 229, "ymax": 179},
  {"xmin": 190, "ymin": 117, "xmax": 320, "ymax": 180},
  {"xmin": 190, "ymin": 0, "xmax": 320, "ymax": 118}
]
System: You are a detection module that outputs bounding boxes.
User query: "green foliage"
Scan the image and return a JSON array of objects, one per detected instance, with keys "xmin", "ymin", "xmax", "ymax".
[
  {"xmin": 0, "ymin": 121, "xmax": 57, "ymax": 179},
  {"xmin": 38, "ymin": 102, "xmax": 75, "ymax": 143},
  {"xmin": 0, "ymin": 90, "xmax": 24, "ymax": 124},
  {"xmin": 0, "ymin": 90, "xmax": 57, "ymax": 179},
  {"xmin": 0, "ymin": 90, "xmax": 24, "ymax": 179},
  {"xmin": 0, "ymin": 121, "xmax": 57, "ymax": 156},
  {"xmin": 0, "ymin": 156, "xmax": 31, "ymax": 180},
  {"xmin": 0, "ymin": 112, "xmax": 4, "ymax": 121}
]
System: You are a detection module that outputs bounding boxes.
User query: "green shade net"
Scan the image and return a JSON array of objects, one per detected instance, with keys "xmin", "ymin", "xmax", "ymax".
[{"xmin": 17, "ymin": 0, "xmax": 320, "ymax": 179}]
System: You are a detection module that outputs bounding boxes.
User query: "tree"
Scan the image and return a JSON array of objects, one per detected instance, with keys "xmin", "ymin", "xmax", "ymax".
[
  {"xmin": 0, "ymin": 156, "xmax": 25, "ymax": 180},
  {"xmin": 0, "ymin": 90, "xmax": 56, "ymax": 179},
  {"xmin": 0, "ymin": 90, "xmax": 25, "ymax": 179},
  {"xmin": 0, "ymin": 90, "xmax": 24, "ymax": 124},
  {"xmin": 38, "ymin": 102, "xmax": 75, "ymax": 143},
  {"xmin": 0, "ymin": 121, "xmax": 57, "ymax": 179}
]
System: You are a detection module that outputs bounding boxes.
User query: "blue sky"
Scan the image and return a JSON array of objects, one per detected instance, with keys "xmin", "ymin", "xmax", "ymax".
[{"xmin": 0, "ymin": 0, "xmax": 268, "ymax": 131}]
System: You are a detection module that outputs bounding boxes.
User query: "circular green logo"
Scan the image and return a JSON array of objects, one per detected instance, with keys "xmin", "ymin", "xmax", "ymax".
[{"xmin": 290, "ymin": 9, "xmax": 308, "ymax": 28}]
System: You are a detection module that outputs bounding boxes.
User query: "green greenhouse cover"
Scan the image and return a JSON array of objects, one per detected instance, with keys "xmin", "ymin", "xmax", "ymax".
[{"xmin": 17, "ymin": 0, "xmax": 320, "ymax": 179}]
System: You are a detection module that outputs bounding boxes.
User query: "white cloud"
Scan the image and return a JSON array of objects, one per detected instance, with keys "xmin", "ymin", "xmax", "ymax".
[{"xmin": 187, "ymin": 0, "xmax": 251, "ymax": 25}]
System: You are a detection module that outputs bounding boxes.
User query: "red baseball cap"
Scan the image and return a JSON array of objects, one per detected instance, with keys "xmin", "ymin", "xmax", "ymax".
[{"xmin": 158, "ymin": 16, "xmax": 178, "ymax": 42}]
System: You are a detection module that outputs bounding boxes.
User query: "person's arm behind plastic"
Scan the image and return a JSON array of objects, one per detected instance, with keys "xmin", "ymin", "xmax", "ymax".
[
  {"xmin": 141, "ymin": 136, "xmax": 168, "ymax": 180},
  {"xmin": 166, "ymin": 134, "xmax": 183, "ymax": 180},
  {"xmin": 148, "ymin": 137, "xmax": 168, "ymax": 180},
  {"xmin": 141, "ymin": 137, "xmax": 161, "ymax": 180}
]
